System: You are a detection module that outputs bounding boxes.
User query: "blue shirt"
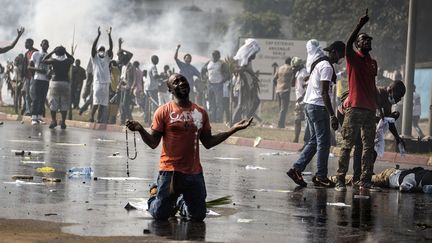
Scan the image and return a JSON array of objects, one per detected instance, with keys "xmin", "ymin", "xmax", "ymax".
[{"xmin": 175, "ymin": 59, "xmax": 200, "ymax": 88}]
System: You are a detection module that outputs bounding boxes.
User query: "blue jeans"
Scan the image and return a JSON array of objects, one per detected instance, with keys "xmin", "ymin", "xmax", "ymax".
[
  {"xmin": 148, "ymin": 171, "xmax": 207, "ymax": 221},
  {"xmin": 293, "ymin": 104, "xmax": 330, "ymax": 179},
  {"xmin": 208, "ymin": 83, "xmax": 224, "ymax": 122}
]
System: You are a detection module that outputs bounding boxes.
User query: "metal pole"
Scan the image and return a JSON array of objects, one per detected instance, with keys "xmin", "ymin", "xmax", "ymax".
[
  {"xmin": 402, "ymin": 0, "xmax": 417, "ymax": 138},
  {"xmin": 428, "ymin": 83, "xmax": 432, "ymax": 138}
]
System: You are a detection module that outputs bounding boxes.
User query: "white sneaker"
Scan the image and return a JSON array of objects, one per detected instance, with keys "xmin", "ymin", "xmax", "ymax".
[{"xmin": 31, "ymin": 119, "xmax": 39, "ymax": 125}]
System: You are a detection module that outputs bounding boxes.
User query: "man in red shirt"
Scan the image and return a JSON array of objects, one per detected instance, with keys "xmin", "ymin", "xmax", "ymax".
[
  {"xmin": 126, "ymin": 74, "xmax": 252, "ymax": 221},
  {"xmin": 335, "ymin": 11, "xmax": 378, "ymax": 192}
]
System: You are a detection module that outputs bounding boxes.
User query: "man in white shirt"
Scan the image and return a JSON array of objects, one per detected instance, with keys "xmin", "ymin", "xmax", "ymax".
[
  {"xmin": 28, "ymin": 39, "xmax": 50, "ymax": 125},
  {"xmin": 202, "ymin": 50, "xmax": 229, "ymax": 122},
  {"xmin": 90, "ymin": 27, "xmax": 113, "ymax": 123},
  {"xmin": 287, "ymin": 40, "xmax": 345, "ymax": 188}
]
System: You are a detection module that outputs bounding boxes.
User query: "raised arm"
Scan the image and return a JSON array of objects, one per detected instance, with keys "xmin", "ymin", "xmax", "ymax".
[
  {"xmin": 200, "ymin": 118, "xmax": 253, "ymax": 149},
  {"xmin": 107, "ymin": 27, "xmax": 113, "ymax": 59},
  {"xmin": 125, "ymin": 120, "xmax": 162, "ymax": 149},
  {"xmin": 0, "ymin": 27, "xmax": 25, "ymax": 54},
  {"xmin": 65, "ymin": 49, "xmax": 75, "ymax": 63},
  {"xmin": 174, "ymin": 44, "xmax": 180, "ymax": 60},
  {"xmin": 91, "ymin": 27, "xmax": 101, "ymax": 58},
  {"xmin": 347, "ymin": 11, "xmax": 369, "ymax": 57},
  {"xmin": 42, "ymin": 50, "xmax": 55, "ymax": 65}
]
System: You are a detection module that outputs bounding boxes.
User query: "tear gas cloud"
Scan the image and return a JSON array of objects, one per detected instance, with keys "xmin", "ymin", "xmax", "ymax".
[{"xmin": 0, "ymin": 0, "xmax": 242, "ymax": 68}]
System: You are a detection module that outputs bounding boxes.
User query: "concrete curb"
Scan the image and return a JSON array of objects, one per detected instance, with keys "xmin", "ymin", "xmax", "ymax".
[{"xmin": 1, "ymin": 112, "xmax": 431, "ymax": 167}]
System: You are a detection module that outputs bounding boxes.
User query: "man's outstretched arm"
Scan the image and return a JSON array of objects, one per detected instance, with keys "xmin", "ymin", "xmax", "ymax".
[
  {"xmin": 0, "ymin": 27, "xmax": 24, "ymax": 54},
  {"xmin": 200, "ymin": 118, "xmax": 253, "ymax": 149},
  {"xmin": 347, "ymin": 11, "xmax": 369, "ymax": 57},
  {"xmin": 126, "ymin": 120, "xmax": 162, "ymax": 149}
]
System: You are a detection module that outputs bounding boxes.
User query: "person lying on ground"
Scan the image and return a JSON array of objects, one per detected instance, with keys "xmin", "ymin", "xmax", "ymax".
[{"xmin": 329, "ymin": 166, "xmax": 432, "ymax": 193}]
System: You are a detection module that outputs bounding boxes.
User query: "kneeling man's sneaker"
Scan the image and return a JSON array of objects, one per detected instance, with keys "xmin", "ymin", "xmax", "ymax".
[
  {"xmin": 149, "ymin": 183, "xmax": 158, "ymax": 197},
  {"xmin": 312, "ymin": 176, "xmax": 335, "ymax": 188},
  {"xmin": 287, "ymin": 168, "xmax": 307, "ymax": 187}
]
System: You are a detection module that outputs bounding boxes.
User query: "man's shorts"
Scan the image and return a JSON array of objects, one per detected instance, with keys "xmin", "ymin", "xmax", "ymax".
[{"xmin": 47, "ymin": 81, "xmax": 70, "ymax": 111}]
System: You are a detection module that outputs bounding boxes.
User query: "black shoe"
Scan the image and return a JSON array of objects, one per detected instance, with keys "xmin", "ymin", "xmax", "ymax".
[
  {"xmin": 335, "ymin": 179, "xmax": 347, "ymax": 192},
  {"xmin": 60, "ymin": 122, "xmax": 67, "ymax": 129},
  {"xmin": 359, "ymin": 181, "xmax": 381, "ymax": 192},
  {"xmin": 287, "ymin": 168, "xmax": 307, "ymax": 187},
  {"xmin": 49, "ymin": 121, "xmax": 57, "ymax": 129},
  {"xmin": 312, "ymin": 176, "xmax": 335, "ymax": 188}
]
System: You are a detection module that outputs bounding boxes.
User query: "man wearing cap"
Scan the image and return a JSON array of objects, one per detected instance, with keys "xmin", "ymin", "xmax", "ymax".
[
  {"xmin": 335, "ymin": 12, "xmax": 378, "ymax": 191},
  {"xmin": 286, "ymin": 40, "xmax": 345, "ymax": 188}
]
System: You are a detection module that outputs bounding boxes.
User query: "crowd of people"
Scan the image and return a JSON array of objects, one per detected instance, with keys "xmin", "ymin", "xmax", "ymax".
[
  {"xmin": 0, "ymin": 27, "xmax": 265, "ymax": 129},
  {"xmin": 0, "ymin": 11, "xmax": 429, "ymax": 224}
]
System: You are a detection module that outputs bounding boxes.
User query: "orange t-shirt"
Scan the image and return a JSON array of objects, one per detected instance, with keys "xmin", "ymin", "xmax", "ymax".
[{"xmin": 151, "ymin": 101, "xmax": 211, "ymax": 174}]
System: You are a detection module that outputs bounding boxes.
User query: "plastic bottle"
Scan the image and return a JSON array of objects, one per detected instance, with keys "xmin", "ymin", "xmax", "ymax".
[{"xmin": 68, "ymin": 167, "xmax": 94, "ymax": 177}]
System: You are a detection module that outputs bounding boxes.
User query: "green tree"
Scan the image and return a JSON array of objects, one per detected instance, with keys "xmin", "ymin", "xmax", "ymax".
[
  {"xmin": 236, "ymin": 11, "xmax": 283, "ymax": 38},
  {"xmin": 290, "ymin": 0, "xmax": 409, "ymax": 69}
]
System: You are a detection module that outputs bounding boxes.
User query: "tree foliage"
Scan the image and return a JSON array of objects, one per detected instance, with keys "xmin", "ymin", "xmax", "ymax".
[
  {"xmin": 290, "ymin": 0, "xmax": 409, "ymax": 69},
  {"xmin": 236, "ymin": 11, "xmax": 283, "ymax": 38}
]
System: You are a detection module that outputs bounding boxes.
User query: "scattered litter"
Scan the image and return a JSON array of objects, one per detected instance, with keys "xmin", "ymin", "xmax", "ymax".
[
  {"xmin": 354, "ymin": 195, "xmax": 370, "ymax": 199},
  {"xmin": 94, "ymin": 177, "xmax": 150, "ymax": 181},
  {"xmin": 11, "ymin": 175, "xmax": 33, "ymax": 180},
  {"xmin": 49, "ymin": 189, "xmax": 57, "ymax": 192},
  {"xmin": 207, "ymin": 210, "xmax": 221, "ymax": 216},
  {"xmin": 113, "ymin": 152, "xmax": 120, "ymax": 156},
  {"xmin": 327, "ymin": 202, "xmax": 351, "ymax": 207},
  {"xmin": 21, "ymin": 160, "xmax": 46, "ymax": 164},
  {"xmin": 4, "ymin": 180, "xmax": 44, "ymax": 185},
  {"xmin": 237, "ymin": 218, "xmax": 254, "ymax": 223},
  {"xmin": 42, "ymin": 177, "xmax": 61, "ymax": 182},
  {"xmin": 38, "ymin": 132, "xmax": 42, "ymax": 137},
  {"xmin": 9, "ymin": 140, "xmax": 35, "ymax": 143},
  {"xmin": 301, "ymin": 172, "xmax": 313, "ymax": 176},
  {"xmin": 96, "ymin": 138, "xmax": 116, "ymax": 142},
  {"xmin": 245, "ymin": 165, "xmax": 268, "ymax": 170},
  {"xmin": 68, "ymin": 167, "xmax": 93, "ymax": 177},
  {"xmin": 44, "ymin": 213, "xmax": 57, "ymax": 216},
  {"xmin": 253, "ymin": 137, "xmax": 262, "ymax": 147},
  {"xmin": 11, "ymin": 150, "xmax": 45, "ymax": 154},
  {"xmin": 107, "ymin": 155, "xmax": 123, "ymax": 158},
  {"xmin": 125, "ymin": 200, "xmax": 148, "ymax": 211},
  {"xmin": 36, "ymin": 167, "xmax": 55, "ymax": 173},
  {"xmin": 214, "ymin": 157, "xmax": 242, "ymax": 160},
  {"xmin": 248, "ymin": 189, "xmax": 292, "ymax": 193},
  {"xmin": 206, "ymin": 196, "xmax": 232, "ymax": 207},
  {"xmin": 55, "ymin": 143, "xmax": 86, "ymax": 146},
  {"xmin": 14, "ymin": 150, "xmax": 31, "ymax": 156},
  {"xmin": 259, "ymin": 152, "xmax": 296, "ymax": 156}
]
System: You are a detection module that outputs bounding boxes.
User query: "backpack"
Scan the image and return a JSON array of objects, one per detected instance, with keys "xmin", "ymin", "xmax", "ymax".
[{"xmin": 309, "ymin": 56, "xmax": 337, "ymax": 83}]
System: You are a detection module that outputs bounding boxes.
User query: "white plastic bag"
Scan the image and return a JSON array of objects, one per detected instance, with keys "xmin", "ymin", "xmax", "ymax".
[{"xmin": 374, "ymin": 117, "xmax": 395, "ymax": 158}]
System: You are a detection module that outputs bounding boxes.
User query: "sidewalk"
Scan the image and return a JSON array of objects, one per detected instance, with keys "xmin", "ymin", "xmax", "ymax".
[{"xmin": 2, "ymin": 112, "xmax": 431, "ymax": 167}]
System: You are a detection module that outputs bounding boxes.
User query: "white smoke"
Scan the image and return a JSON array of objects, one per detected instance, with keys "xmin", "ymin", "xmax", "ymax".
[{"xmin": 0, "ymin": 0, "xmax": 243, "ymax": 69}]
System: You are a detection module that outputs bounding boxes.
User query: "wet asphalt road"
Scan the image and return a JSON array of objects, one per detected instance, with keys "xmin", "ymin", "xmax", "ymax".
[{"xmin": 0, "ymin": 121, "xmax": 431, "ymax": 242}]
